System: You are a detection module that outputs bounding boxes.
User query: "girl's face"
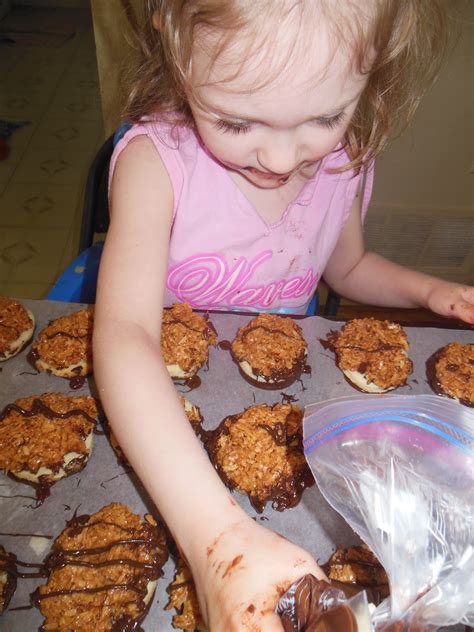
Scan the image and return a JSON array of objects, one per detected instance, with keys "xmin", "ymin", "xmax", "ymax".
[{"xmin": 189, "ymin": 20, "xmax": 370, "ymax": 189}]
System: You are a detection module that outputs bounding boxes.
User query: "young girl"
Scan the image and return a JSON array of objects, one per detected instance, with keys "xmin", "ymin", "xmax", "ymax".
[{"xmin": 94, "ymin": 1, "xmax": 473, "ymax": 629}]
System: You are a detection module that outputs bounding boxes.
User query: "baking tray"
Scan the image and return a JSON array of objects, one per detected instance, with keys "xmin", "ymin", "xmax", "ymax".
[{"xmin": 1, "ymin": 299, "xmax": 472, "ymax": 631}]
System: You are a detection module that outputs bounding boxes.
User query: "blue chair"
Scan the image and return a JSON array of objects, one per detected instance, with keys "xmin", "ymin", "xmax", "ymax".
[
  {"xmin": 47, "ymin": 129, "xmax": 340, "ymax": 315},
  {"xmin": 47, "ymin": 134, "xmax": 114, "ymax": 304},
  {"xmin": 47, "ymin": 241, "xmax": 104, "ymax": 304}
]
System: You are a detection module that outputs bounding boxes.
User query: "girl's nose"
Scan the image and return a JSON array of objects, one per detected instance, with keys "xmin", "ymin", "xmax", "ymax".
[{"xmin": 257, "ymin": 130, "xmax": 302, "ymax": 175}]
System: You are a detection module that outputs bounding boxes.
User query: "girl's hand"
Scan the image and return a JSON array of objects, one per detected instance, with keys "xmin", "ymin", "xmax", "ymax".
[
  {"xmin": 425, "ymin": 282, "xmax": 474, "ymax": 325},
  {"xmin": 192, "ymin": 517, "xmax": 326, "ymax": 632}
]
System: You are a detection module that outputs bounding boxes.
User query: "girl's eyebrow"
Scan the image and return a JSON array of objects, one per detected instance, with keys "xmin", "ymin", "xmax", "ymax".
[{"xmin": 200, "ymin": 92, "xmax": 363, "ymax": 125}]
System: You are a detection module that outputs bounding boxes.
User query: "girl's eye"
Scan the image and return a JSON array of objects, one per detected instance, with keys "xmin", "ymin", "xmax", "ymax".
[
  {"xmin": 315, "ymin": 111, "xmax": 345, "ymax": 130},
  {"xmin": 214, "ymin": 119, "xmax": 252, "ymax": 135}
]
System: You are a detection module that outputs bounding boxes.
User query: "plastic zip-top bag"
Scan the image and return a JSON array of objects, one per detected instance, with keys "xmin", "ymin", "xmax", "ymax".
[{"xmin": 303, "ymin": 395, "xmax": 474, "ymax": 631}]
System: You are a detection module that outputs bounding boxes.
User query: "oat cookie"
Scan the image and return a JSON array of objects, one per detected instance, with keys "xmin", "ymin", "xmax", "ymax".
[
  {"xmin": 206, "ymin": 403, "xmax": 313, "ymax": 512},
  {"xmin": 327, "ymin": 318, "xmax": 412, "ymax": 393},
  {"xmin": 110, "ymin": 396, "xmax": 203, "ymax": 465},
  {"xmin": 0, "ymin": 296, "xmax": 35, "ymax": 361},
  {"xmin": 0, "ymin": 546, "xmax": 17, "ymax": 615},
  {"xmin": 28, "ymin": 307, "xmax": 93, "ymax": 378},
  {"xmin": 230, "ymin": 313, "xmax": 308, "ymax": 389},
  {"xmin": 161, "ymin": 303, "xmax": 217, "ymax": 379},
  {"xmin": 0, "ymin": 393, "xmax": 99, "ymax": 500},
  {"xmin": 166, "ymin": 557, "xmax": 206, "ymax": 631},
  {"xmin": 323, "ymin": 544, "xmax": 389, "ymax": 605},
  {"xmin": 428, "ymin": 342, "xmax": 474, "ymax": 407},
  {"xmin": 33, "ymin": 503, "xmax": 168, "ymax": 632}
]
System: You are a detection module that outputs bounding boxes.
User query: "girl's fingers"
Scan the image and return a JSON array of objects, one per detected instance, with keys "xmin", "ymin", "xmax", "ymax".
[
  {"xmin": 253, "ymin": 612, "xmax": 285, "ymax": 632},
  {"xmin": 461, "ymin": 286, "xmax": 474, "ymax": 303},
  {"xmin": 455, "ymin": 302, "xmax": 474, "ymax": 325}
]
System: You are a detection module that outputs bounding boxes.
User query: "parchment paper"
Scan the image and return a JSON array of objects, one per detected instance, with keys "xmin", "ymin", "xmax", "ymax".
[{"xmin": 1, "ymin": 299, "xmax": 472, "ymax": 631}]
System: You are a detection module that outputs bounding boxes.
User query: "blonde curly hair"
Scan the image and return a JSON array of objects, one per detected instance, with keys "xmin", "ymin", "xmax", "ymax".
[{"xmin": 122, "ymin": 0, "xmax": 449, "ymax": 171}]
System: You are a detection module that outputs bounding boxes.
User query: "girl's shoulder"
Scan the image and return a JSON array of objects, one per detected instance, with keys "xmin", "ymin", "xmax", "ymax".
[
  {"xmin": 109, "ymin": 116, "xmax": 200, "ymax": 190},
  {"xmin": 116, "ymin": 117, "xmax": 198, "ymax": 155}
]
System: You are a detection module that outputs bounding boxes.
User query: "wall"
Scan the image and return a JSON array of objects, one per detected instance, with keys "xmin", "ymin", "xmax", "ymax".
[
  {"xmin": 13, "ymin": 0, "xmax": 89, "ymax": 8},
  {"xmin": 367, "ymin": 0, "xmax": 473, "ymax": 284}
]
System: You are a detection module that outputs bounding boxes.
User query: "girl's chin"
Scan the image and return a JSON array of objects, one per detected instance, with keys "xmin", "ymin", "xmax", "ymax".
[
  {"xmin": 238, "ymin": 167, "xmax": 292, "ymax": 188},
  {"xmin": 245, "ymin": 176, "xmax": 288, "ymax": 189}
]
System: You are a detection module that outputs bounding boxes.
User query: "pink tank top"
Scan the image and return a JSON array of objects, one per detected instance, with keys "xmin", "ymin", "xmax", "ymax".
[{"xmin": 110, "ymin": 120, "xmax": 374, "ymax": 314}]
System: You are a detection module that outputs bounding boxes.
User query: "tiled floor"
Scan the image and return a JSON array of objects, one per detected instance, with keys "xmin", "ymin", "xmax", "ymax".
[{"xmin": 0, "ymin": 6, "xmax": 103, "ymax": 299}]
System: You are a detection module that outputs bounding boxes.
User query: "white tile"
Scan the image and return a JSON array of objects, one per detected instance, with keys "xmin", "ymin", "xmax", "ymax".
[
  {"xmin": 0, "ymin": 226, "xmax": 69, "ymax": 284},
  {"xmin": 28, "ymin": 116, "xmax": 101, "ymax": 153},
  {"xmin": 43, "ymin": 93, "xmax": 102, "ymax": 123},
  {"xmin": 0, "ymin": 89, "xmax": 50, "ymax": 119},
  {"xmin": 0, "ymin": 182, "xmax": 81, "ymax": 228},
  {"xmin": 10, "ymin": 147, "xmax": 92, "ymax": 186}
]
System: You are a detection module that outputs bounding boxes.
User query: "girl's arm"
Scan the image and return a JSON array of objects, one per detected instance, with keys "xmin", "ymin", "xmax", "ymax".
[
  {"xmin": 323, "ymin": 194, "xmax": 474, "ymax": 324},
  {"xmin": 94, "ymin": 135, "xmax": 325, "ymax": 631}
]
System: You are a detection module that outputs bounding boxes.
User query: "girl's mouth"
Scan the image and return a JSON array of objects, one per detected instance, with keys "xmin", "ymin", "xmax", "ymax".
[{"xmin": 245, "ymin": 167, "xmax": 292, "ymax": 183}]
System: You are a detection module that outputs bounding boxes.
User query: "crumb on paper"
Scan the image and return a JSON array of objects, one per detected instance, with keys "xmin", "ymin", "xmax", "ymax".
[{"xmin": 29, "ymin": 536, "xmax": 49, "ymax": 556}]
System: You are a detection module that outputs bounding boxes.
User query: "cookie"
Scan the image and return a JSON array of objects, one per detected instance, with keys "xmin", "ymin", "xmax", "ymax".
[
  {"xmin": 33, "ymin": 503, "xmax": 168, "ymax": 632},
  {"xmin": 110, "ymin": 396, "xmax": 203, "ymax": 465},
  {"xmin": 205, "ymin": 403, "xmax": 313, "ymax": 513},
  {"xmin": 161, "ymin": 303, "xmax": 217, "ymax": 379},
  {"xmin": 230, "ymin": 313, "xmax": 308, "ymax": 389},
  {"xmin": 28, "ymin": 307, "xmax": 93, "ymax": 379},
  {"xmin": 0, "ymin": 393, "xmax": 99, "ymax": 501},
  {"xmin": 327, "ymin": 318, "xmax": 412, "ymax": 393},
  {"xmin": 322, "ymin": 544, "xmax": 389, "ymax": 605},
  {"xmin": 166, "ymin": 557, "xmax": 205, "ymax": 631},
  {"xmin": 0, "ymin": 296, "xmax": 35, "ymax": 361},
  {"xmin": 0, "ymin": 546, "xmax": 17, "ymax": 615},
  {"xmin": 427, "ymin": 342, "xmax": 474, "ymax": 407}
]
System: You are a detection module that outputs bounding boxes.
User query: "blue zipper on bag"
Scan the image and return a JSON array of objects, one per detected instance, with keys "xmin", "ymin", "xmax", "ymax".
[{"xmin": 304, "ymin": 408, "xmax": 474, "ymax": 455}]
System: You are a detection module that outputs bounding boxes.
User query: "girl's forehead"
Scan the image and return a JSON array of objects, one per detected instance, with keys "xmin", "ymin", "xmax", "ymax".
[
  {"xmin": 191, "ymin": 18, "xmax": 369, "ymax": 120},
  {"xmin": 191, "ymin": 8, "xmax": 369, "ymax": 97}
]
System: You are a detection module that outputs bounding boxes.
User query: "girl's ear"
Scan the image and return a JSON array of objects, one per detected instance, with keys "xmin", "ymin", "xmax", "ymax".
[{"xmin": 152, "ymin": 9, "xmax": 161, "ymax": 31}]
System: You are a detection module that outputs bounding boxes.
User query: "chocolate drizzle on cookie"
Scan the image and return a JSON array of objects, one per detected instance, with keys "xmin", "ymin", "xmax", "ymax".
[
  {"xmin": 205, "ymin": 404, "xmax": 313, "ymax": 513},
  {"xmin": 0, "ymin": 394, "xmax": 99, "ymax": 503},
  {"xmin": 0, "ymin": 398, "xmax": 97, "ymax": 425},
  {"xmin": 230, "ymin": 314, "xmax": 309, "ymax": 390},
  {"xmin": 161, "ymin": 303, "xmax": 217, "ymax": 381},
  {"xmin": 426, "ymin": 343, "xmax": 474, "ymax": 407},
  {"xmin": 0, "ymin": 297, "xmax": 35, "ymax": 361},
  {"xmin": 322, "ymin": 544, "xmax": 390, "ymax": 606},
  {"xmin": 0, "ymin": 546, "xmax": 18, "ymax": 614},
  {"xmin": 32, "ymin": 504, "xmax": 168, "ymax": 632},
  {"xmin": 28, "ymin": 308, "xmax": 94, "ymax": 378},
  {"xmin": 326, "ymin": 319, "xmax": 413, "ymax": 392}
]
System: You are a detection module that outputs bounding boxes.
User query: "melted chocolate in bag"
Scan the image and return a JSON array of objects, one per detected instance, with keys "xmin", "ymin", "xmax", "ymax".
[{"xmin": 277, "ymin": 575, "xmax": 358, "ymax": 632}]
